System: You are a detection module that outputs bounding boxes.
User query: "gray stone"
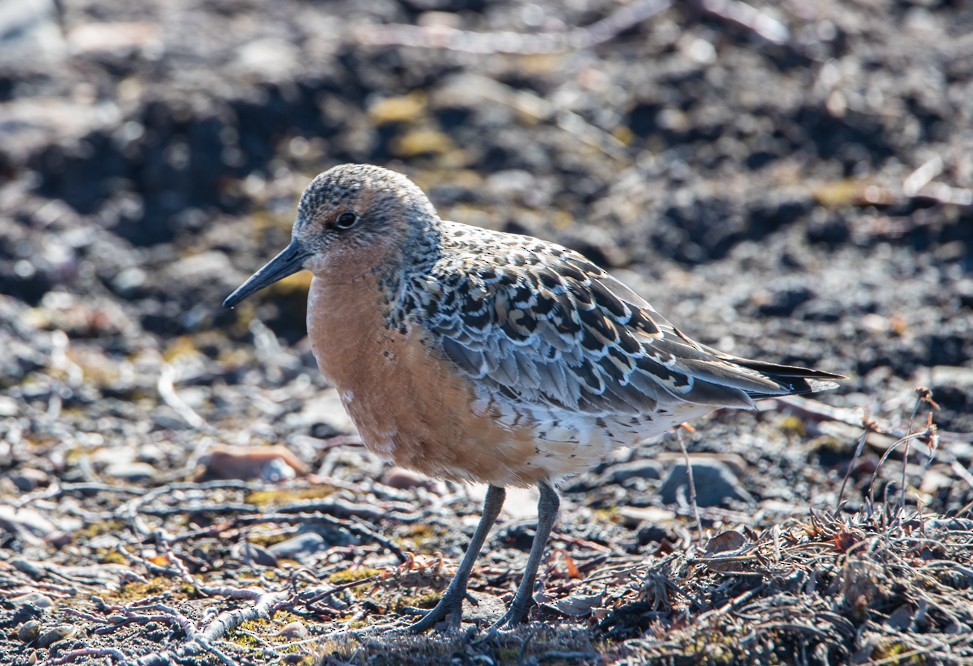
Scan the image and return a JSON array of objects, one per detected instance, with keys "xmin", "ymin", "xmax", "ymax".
[
  {"xmin": 0, "ymin": 396, "xmax": 19, "ymax": 417},
  {"xmin": 104, "ymin": 461, "xmax": 157, "ymax": 482},
  {"xmin": 17, "ymin": 620, "xmax": 41, "ymax": 643},
  {"xmin": 278, "ymin": 620, "xmax": 308, "ymax": 640},
  {"xmin": 233, "ymin": 38, "xmax": 300, "ymax": 81},
  {"xmin": 659, "ymin": 459, "xmax": 754, "ymax": 506},
  {"xmin": 268, "ymin": 532, "xmax": 326, "ymax": 561},
  {"xmin": 12, "ymin": 559, "xmax": 46, "ymax": 578},
  {"xmin": 9, "ymin": 592, "xmax": 54, "ymax": 609},
  {"xmin": 0, "ymin": 0, "xmax": 66, "ymax": 63},
  {"xmin": 37, "ymin": 624, "xmax": 77, "ymax": 648},
  {"xmin": 232, "ymin": 541, "xmax": 279, "ymax": 568},
  {"xmin": 10, "ymin": 467, "xmax": 49, "ymax": 492},
  {"xmin": 606, "ymin": 459, "xmax": 663, "ymax": 484},
  {"xmin": 0, "ymin": 509, "xmax": 59, "ymax": 542},
  {"xmin": 261, "ymin": 457, "xmax": 296, "ymax": 483}
]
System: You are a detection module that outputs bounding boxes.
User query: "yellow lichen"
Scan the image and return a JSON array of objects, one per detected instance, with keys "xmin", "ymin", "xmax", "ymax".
[
  {"xmin": 246, "ymin": 486, "xmax": 335, "ymax": 506},
  {"xmin": 779, "ymin": 415, "xmax": 807, "ymax": 436},
  {"xmin": 870, "ymin": 640, "xmax": 925, "ymax": 666},
  {"xmin": 368, "ymin": 93, "xmax": 427, "ymax": 125},
  {"xmin": 77, "ymin": 520, "xmax": 126, "ymax": 539},
  {"xmin": 328, "ymin": 567, "xmax": 383, "ymax": 585},
  {"xmin": 392, "ymin": 129, "xmax": 453, "ymax": 157}
]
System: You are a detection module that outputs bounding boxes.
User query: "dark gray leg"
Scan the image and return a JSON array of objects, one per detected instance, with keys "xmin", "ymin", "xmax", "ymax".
[
  {"xmin": 490, "ymin": 480, "xmax": 560, "ymax": 630},
  {"xmin": 408, "ymin": 484, "xmax": 506, "ymax": 632}
]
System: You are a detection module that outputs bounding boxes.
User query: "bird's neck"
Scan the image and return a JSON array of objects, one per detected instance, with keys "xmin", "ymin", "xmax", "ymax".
[
  {"xmin": 305, "ymin": 215, "xmax": 444, "ymax": 376},
  {"xmin": 306, "ymin": 272, "xmax": 390, "ymax": 383},
  {"xmin": 375, "ymin": 217, "xmax": 443, "ymax": 310}
]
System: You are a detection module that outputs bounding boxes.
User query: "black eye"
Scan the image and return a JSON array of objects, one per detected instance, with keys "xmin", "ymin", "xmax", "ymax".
[{"xmin": 335, "ymin": 212, "xmax": 358, "ymax": 229}]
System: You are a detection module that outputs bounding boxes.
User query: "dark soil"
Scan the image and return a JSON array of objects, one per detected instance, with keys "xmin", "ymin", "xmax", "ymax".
[{"xmin": 1, "ymin": 0, "xmax": 972, "ymax": 664}]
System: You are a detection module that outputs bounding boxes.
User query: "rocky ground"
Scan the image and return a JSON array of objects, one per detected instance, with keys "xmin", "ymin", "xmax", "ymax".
[{"xmin": 1, "ymin": 0, "xmax": 972, "ymax": 664}]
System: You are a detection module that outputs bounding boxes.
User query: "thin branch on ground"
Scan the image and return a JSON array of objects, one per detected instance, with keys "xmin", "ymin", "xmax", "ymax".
[
  {"xmin": 676, "ymin": 426, "xmax": 704, "ymax": 543},
  {"xmin": 39, "ymin": 648, "xmax": 129, "ymax": 665},
  {"xmin": 355, "ymin": 0, "xmax": 673, "ymax": 54}
]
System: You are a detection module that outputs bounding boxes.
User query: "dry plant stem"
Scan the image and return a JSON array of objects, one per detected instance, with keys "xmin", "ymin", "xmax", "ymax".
[
  {"xmin": 953, "ymin": 465, "xmax": 973, "ymax": 517},
  {"xmin": 834, "ymin": 387, "xmax": 939, "ymax": 512},
  {"xmin": 837, "ymin": 425, "xmax": 870, "ymax": 509},
  {"xmin": 140, "ymin": 496, "xmax": 416, "ymax": 522},
  {"xmin": 899, "ymin": 391, "xmax": 924, "ymax": 515},
  {"xmin": 66, "ymin": 604, "xmax": 193, "ymax": 638},
  {"xmin": 357, "ymin": 0, "xmax": 790, "ymax": 54},
  {"xmin": 191, "ymin": 640, "xmax": 239, "ymax": 666},
  {"xmin": 356, "ymin": 0, "xmax": 674, "ymax": 54},
  {"xmin": 867, "ymin": 431, "xmax": 931, "ymax": 510},
  {"xmin": 901, "ymin": 155, "xmax": 973, "ymax": 205},
  {"xmin": 116, "ymin": 545, "xmax": 182, "ymax": 579},
  {"xmin": 196, "ymin": 590, "xmax": 289, "ymax": 644},
  {"xmin": 233, "ymin": 511, "xmax": 408, "ymax": 563},
  {"xmin": 139, "ymin": 604, "xmax": 195, "ymax": 636},
  {"xmin": 903, "ymin": 156, "xmax": 944, "ymax": 196},
  {"xmin": 690, "ymin": 0, "xmax": 790, "ymax": 45},
  {"xmin": 774, "ymin": 394, "xmax": 968, "ymax": 445},
  {"xmin": 275, "ymin": 497, "xmax": 417, "ymax": 523},
  {"xmin": 39, "ymin": 648, "xmax": 129, "ymax": 665},
  {"xmin": 103, "ymin": 478, "xmax": 405, "ymax": 561},
  {"xmin": 293, "ymin": 575, "xmax": 384, "ymax": 612},
  {"xmin": 135, "ymin": 589, "xmax": 291, "ymax": 666},
  {"xmin": 676, "ymin": 428, "xmax": 704, "ymax": 542},
  {"xmin": 157, "ymin": 363, "xmax": 212, "ymax": 432},
  {"xmin": 951, "ymin": 460, "xmax": 973, "ymax": 490}
]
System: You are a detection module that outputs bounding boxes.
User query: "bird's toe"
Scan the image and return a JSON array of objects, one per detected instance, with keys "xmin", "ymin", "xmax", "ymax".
[{"xmin": 406, "ymin": 594, "xmax": 465, "ymax": 633}]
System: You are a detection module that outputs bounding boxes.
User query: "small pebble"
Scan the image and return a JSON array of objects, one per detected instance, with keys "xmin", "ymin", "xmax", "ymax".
[
  {"xmin": 9, "ymin": 468, "xmax": 50, "ymax": 492},
  {"xmin": 268, "ymin": 533, "xmax": 325, "ymax": 561},
  {"xmin": 12, "ymin": 560, "xmax": 46, "ymax": 579},
  {"xmin": 18, "ymin": 620, "xmax": 41, "ymax": 643},
  {"xmin": 9, "ymin": 592, "xmax": 54, "ymax": 609},
  {"xmin": 278, "ymin": 620, "xmax": 308, "ymax": 639},
  {"xmin": 232, "ymin": 541, "xmax": 279, "ymax": 567},
  {"xmin": 104, "ymin": 461, "xmax": 158, "ymax": 482},
  {"xmin": 37, "ymin": 624, "xmax": 77, "ymax": 648},
  {"xmin": 261, "ymin": 457, "xmax": 296, "ymax": 483},
  {"xmin": 606, "ymin": 459, "xmax": 662, "ymax": 484},
  {"xmin": 381, "ymin": 467, "xmax": 437, "ymax": 491},
  {"xmin": 704, "ymin": 530, "xmax": 748, "ymax": 555},
  {"xmin": 1, "ymin": 508, "xmax": 60, "ymax": 541},
  {"xmin": 0, "ymin": 395, "xmax": 19, "ymax": 416}
]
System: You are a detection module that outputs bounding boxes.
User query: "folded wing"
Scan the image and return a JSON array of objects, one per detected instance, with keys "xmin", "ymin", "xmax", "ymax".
[{"xmin": 422, "ymin": 241, "xmax": 840, "ymax": 415}]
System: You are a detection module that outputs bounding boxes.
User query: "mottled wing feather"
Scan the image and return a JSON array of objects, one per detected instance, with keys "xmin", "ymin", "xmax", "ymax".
[{"xmin": 421, "ymin": 227, "xmax": 837, "ymax": 415}]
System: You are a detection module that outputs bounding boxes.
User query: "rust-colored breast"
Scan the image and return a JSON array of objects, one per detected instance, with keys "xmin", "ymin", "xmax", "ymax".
[{"xmin": 306, "ymin": 276, "xmax": 545, "ymax": 487}]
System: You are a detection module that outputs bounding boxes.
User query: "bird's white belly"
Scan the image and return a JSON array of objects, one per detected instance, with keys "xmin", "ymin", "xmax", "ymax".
[{"xmin": 467, "ymin": 390, "xmax": 717, "ymax": 484}]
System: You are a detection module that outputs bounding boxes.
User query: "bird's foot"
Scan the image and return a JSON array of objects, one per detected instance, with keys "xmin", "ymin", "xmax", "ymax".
[
  {"xmin": 404, "ymin": 589, "xmax": 467, "ymax": 633},
  {"xmin": 485, "ymin": 597, "xmax": 532, "ymax": 633}
]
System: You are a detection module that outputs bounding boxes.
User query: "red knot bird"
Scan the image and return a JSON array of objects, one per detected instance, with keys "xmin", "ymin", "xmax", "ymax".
[{"xmin": 223, "ymin": 163, "xmax": 841, "ymax": 632}]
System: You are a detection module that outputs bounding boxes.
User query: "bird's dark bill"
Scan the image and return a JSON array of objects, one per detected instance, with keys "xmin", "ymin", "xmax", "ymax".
[{"xmin": 223, "ymin": 239, "xmax": 310, "ymax": 308}]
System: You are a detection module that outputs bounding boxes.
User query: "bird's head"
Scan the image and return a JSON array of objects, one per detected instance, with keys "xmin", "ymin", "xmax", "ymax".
[{"xmin": 223, "ymin": 164, "xmax": 439, "ymax": 308}]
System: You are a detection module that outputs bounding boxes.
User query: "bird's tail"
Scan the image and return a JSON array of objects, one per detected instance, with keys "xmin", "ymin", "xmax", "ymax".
[{"xmin": 728, "ymin": 358, "xmax": 843, "ymax": 398}]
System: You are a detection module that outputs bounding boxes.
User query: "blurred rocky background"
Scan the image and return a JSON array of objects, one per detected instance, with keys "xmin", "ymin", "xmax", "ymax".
[{"xmin": 1, "ymin": 0, "xmax": 972, "ymax": 663}]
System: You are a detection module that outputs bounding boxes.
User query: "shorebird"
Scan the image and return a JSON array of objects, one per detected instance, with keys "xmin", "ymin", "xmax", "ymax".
[{"xmin": 223, "ymin": 164, "xmax": 840, "ymax": 632}]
